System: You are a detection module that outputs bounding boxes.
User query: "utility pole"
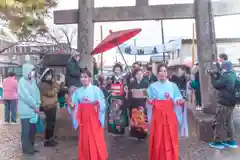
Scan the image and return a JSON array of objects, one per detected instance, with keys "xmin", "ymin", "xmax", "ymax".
[
  {"xmin": 161, "ymin": 20, "xmax": 165, "ymax": 62},
  {"xmin": 134, "ymin": 39, "xmax": 137, "ymax": 62},
  {"xmin": 100, "ymin": 25, "xmax": 103, "ymax": 74}
]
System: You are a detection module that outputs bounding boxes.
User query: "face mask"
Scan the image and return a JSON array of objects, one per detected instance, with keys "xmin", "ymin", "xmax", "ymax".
[
  {"xmin": 177, "ymin": 69, "xmax": 185, "ymax": 77},
  {"xmin": 28, "ymin": 71, "xmax": 35, "ymax": 79},
  {"xmin": 221, "ymin": 69, "xmax": 227, "ymax": 73},
  {"xmin": 45, "ymin": 74, "xmax": 52, "ymax": 81},
  {"xmin": 74, "ymin": 55, "xmax": 80, "ymax": 61}
]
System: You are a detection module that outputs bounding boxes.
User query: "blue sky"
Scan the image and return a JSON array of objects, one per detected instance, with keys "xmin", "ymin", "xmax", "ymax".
[{"xmin": 47, "ymin": 0, "xmax": 240, "ymax": 64}]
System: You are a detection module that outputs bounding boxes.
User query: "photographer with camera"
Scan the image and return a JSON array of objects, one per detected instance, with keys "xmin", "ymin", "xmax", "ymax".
[{"xmin": 209, "ymin": 61, "xmax": 238, "ymax": 149}]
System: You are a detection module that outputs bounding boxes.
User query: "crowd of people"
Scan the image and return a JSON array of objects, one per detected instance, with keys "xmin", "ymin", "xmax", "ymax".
[{"xmin": 1, "ymin": 52, "xmax": 239, "ymax": 159}]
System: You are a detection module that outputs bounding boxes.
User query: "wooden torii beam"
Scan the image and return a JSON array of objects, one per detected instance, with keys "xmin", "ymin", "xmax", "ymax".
[{"xmin": 54, "ymin": 1, "xmax": 240, "ymax": 24}]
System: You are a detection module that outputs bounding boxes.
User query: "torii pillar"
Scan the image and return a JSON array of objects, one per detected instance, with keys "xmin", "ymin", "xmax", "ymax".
[
  {"xmin": 195, "ymin": 0, "xmax": 217, "ymax": 114},
  {"xmin": 77, "ymin": 0, "xmax": 94, "ymax": 72},
  {"xmin": 187, "ymin": 0, "xmax": 218, "ymax": 142}
]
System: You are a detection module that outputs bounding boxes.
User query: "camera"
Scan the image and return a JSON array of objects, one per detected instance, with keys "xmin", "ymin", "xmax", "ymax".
[
  {"xmin": 207, "ymin": 69, "xmax": 220, "ymax": 79},
  {"xmin": 206, "ymin": 62, "xmax": 221, "ymax": 79}
]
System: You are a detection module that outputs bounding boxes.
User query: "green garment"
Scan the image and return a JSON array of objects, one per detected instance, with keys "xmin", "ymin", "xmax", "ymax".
[
  {"xmin": 191, "ymin": 80, "xmax": 201, "ymax": 106},
  {"xmin": 211, "ymin": 71, "xmax": 237, "ymax": 106},
  {"xmin": 94, "ymin": 66, "xmax": 99, "ymax": 76},
  {"xmin": 143, "ymin": 75, "xmax": 157, "ymax": 84},
  {"xmin": 58, "ymin": 96, "xmax": 65, "ymax": 108},
  {"xmin": 211, "ymin": 71, "xmax": 236, "ymax": 90}
]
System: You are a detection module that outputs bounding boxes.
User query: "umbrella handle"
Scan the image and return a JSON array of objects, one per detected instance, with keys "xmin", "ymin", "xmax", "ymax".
[{"xmin": 116, "ymin": 45, "xmax": 131, "ymax": 73}]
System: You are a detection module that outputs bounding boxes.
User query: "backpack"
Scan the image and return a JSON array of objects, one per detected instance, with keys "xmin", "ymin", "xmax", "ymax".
[{"xmin": 233, "ymin": 74, "xmax": 240, "ymax": 104}]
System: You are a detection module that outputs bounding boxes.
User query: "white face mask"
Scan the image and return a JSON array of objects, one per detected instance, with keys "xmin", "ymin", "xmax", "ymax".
[
  {"xmin": 74, "ymin": 55, "xmax": 80, "ymax": 62},
  {"xmin": 221, "ymin": 69, "xmax": 227, "ymax": 73},
  {"xmin": 45, "ymin": 74, "xmax": 52, "ymax": 81},
  {"xmin": 29, "ymin": 71, "xmax": 35, "ymax": 79},
  {"xmin": 177, "ymin": 69, "xmax": 185, "ymax": 77}
]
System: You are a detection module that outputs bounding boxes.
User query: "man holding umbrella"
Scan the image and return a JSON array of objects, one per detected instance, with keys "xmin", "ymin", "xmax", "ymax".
[{"xmin": 66, "ymin": 52, "xmax": 82, "ymax": 96}]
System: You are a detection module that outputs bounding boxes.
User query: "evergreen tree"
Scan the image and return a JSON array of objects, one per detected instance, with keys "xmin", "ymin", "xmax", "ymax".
[{"xmin": 0, "ymin": 0, "xmax": 57, "ymax": 39}]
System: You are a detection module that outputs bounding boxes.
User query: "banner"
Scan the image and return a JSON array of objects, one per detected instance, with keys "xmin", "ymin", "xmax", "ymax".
[{"xmin": 116, "ymin": 39, "xmax": 182, "ymax": 55}]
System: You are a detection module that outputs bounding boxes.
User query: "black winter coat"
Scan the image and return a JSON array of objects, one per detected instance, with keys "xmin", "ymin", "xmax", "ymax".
[{"xmin": 66, "ymin": 58, "xmax": 82, "ymax": 87}]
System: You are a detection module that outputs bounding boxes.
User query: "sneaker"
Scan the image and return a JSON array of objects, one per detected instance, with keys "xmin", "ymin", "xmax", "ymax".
[
  {"xmin": 3, "ymin": 121, "xmax": 10, "ymax": 125},
  {"xmin": 23, "ymin": 151, "xmax": 36, "ymax": 156},
  {"xmin": 196, "ymin": 106, "xmax": 202, "ymax": 111},
  {"xmin": 137, "ymin": 138, "xmax": 146, "ymax": 142},
  {"xmin": 10, "ymin": 122, "xmax": 18, "ymax": 125},
  {"xmin": 50, "ymin": 138, "xmax": 58, "ymax": 146},
  {"xmin": 208, "ymin": 142, "xmax": 225, "ymax": 149},
  {"xmin": 44, "ymin": 140, "xmax": 56, "ymax": 147},
  {"xmin": 223, "ymin": 140, "xmax": 239, "ymax": 149}
]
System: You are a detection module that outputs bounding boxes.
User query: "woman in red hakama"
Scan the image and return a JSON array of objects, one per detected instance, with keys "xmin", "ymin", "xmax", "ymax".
[
  {"xmin": 72, "ymin": 69, "xmax": 108, "ymax": 160},
  {"xmin": 147, "ymin": 63, "xmax": 184, "ymax": 160},
  {"xmin": 149, "ymin": 100, "xmax": 178, "ymax": 160},
  {"xmin": 77, "ymin": 103, "xmax": 108, "ymax": 160}
]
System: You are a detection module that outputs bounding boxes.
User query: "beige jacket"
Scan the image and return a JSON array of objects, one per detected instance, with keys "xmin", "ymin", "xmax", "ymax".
[{"xmin": 40, "ymin": 82, "xmax": 59, "ymax": 110}]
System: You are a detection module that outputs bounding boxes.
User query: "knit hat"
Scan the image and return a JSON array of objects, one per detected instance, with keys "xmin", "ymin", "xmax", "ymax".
[
  {"xmin": 221, "ymin": 61, "xmax": 233, "ymax": 71},
  {"xmin": 71, "ymin": 50, "xmax": 81, "ymax": 57}
]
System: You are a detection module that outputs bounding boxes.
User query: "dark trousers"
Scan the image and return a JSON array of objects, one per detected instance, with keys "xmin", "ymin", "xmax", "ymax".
[
  {"xmin": 21, "ymin": 119, "xmax": 36, "ymax": 153},
  {"xmin": 4, "ymin": 100, "xmax": 17, "ymax": 123},
  {"xmin": 44, "ymin": 107, "xmax": 57, "ymax": 140},
  {"xmin": 212, "ymin": 104, "xmax": 235, "ymax": 142}
]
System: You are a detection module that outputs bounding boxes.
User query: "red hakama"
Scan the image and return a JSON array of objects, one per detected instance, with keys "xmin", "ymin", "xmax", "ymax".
[
  {"xmin": 77, "ymin": 103, "xmax": 108, "ymax": 160},
  {"xmin": 149, "ymin": 100, "xmax": 178, "ymax": 160}
]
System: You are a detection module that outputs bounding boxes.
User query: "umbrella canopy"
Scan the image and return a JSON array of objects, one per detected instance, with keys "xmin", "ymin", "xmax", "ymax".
[
  {"xmin": 183, "ymin": 57, "xmax": 193, "ymax": 68},
  {"xmin": 91, "ymin": 28, "xmax": 141, "ymax": 55},
  {"xmin": 41, "ymin": 54, "xmax": 71, "ymax": 67}
]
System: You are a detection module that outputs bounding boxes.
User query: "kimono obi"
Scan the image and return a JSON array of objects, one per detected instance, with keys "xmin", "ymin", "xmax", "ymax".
[
  {"xmin": 110, "ymin": 83, "xmax": 123, "ymax": 96},
  {"xmin": 131, "ymin": 89, "xmax": 146, "ymax": 98}
]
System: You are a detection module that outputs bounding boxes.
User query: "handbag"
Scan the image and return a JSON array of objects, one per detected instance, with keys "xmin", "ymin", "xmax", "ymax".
[{"xmin": 36, "ymin": 116, "xmax": 44, "ymax": 133}]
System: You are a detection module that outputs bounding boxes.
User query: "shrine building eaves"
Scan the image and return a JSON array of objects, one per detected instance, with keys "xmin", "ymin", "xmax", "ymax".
[{"xmin": 54, "ymin": 1, "xmax": 240, "ymax": 24}]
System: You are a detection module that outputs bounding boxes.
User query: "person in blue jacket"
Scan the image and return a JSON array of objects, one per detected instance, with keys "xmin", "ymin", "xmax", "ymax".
[{"xmin": 18, "ymin": 63, "xmax": 41, "ymax": 155}]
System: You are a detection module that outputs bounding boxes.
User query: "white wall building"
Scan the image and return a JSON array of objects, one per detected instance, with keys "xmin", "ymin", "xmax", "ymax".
[{"xmin": 168, "ymin": 38, "xmax": 240, "ymax": 66}]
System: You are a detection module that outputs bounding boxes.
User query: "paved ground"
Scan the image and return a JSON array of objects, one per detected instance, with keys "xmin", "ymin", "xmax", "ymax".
[
  {"xmin": 0, "ymin": 106, "xmax": 240, "ymax": 160},
  {"xmin": 1, "ymin": 122, "xmax": 240, "ymax": 160}
]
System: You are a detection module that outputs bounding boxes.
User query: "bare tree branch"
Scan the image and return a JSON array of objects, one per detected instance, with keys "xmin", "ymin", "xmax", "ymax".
[
  {"xmin": 0, "ymin": 26, "xmax": 76, "ymax": 59},
  {"xmin": 59, "ymin": 28, "xmax": 71, "ymax": 51},
  {"xmin": 48, "ymin": 32, "xmax": 61, "ymax": 45}
]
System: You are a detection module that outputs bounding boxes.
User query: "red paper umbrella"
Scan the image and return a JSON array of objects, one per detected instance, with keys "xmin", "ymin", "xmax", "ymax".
[{"xmin": 91, "ymin": 28, "xmax": 141, "ymax": 55}]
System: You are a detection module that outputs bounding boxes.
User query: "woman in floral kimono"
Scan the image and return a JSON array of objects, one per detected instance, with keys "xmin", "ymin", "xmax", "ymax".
[
  {"xmin": 128, "ymin": 68, "xmax": 149, "ymax": 140},
  {"xmin": 147, "ymin": 63, "xmax": 185, "ymax": 160},
  {"xmin": 71, "ymin": 68, "xmax": 108, "ymax": 160},
  {"xmin": 106, "ymin": 63, "xmax": 128, "ymax": 136}
]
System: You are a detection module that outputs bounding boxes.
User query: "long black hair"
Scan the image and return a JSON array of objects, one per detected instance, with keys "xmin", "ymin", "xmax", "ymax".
[{"xmin": 112, "ymin": 63, "xmax": 123, "ymax": 72}]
